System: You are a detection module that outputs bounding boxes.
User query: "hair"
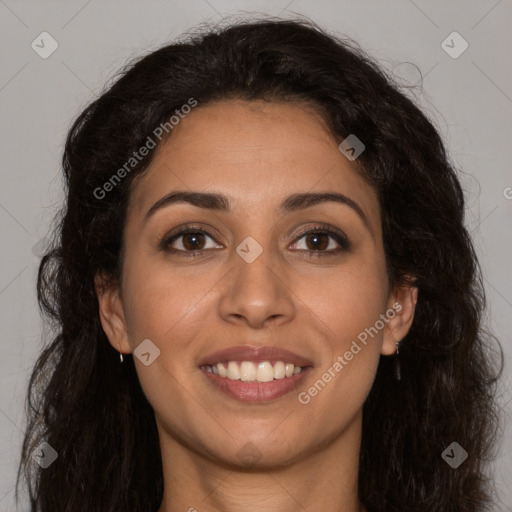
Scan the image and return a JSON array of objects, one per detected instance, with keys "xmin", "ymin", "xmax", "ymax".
[{"xmin": 16, "ymin": 16, "xmax": 504, "ymax": 512}]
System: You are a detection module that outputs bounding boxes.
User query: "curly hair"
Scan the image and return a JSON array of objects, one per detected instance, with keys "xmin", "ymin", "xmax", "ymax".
[{"xmin": 16, "ymin": 17, "xmax": 504, "ymax": 512}]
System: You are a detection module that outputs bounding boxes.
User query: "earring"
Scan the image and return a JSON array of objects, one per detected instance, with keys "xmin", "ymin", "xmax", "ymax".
[
  {"xmin": 117, "ymin": 343, "xmax": 124, "ymax": 364},
  {"xmin": 394, "ymin": 340, "xmax": 401, "ymax": 381}
]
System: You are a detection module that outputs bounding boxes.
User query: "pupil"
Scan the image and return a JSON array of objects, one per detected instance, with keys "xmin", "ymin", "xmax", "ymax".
[
  {"xmin": 308, "ymin": 233, "xmax": 327, "ymax": 251},
  {"xmin": 184, "ymin": 233, "xmax": 203, "ymax": 250}
]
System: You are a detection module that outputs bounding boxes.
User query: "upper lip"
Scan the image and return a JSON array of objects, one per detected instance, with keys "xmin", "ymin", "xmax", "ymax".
[{"xmin": 198, "ymin": 345, "xmax": 314, "ymax": 367}]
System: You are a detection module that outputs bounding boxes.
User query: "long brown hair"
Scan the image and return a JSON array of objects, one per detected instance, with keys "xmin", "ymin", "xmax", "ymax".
[{"xmin": 17, "ymin": 17, "xmax": 503, "ymax": 512}]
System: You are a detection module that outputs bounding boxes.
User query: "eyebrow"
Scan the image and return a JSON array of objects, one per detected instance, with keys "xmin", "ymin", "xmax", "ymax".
[{"xmin": 144, "ymin": 190, "xmax": 371, "ymax": 231}]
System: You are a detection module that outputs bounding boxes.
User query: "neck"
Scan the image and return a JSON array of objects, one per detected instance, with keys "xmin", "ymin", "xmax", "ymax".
[{"xmin": 156, "ymin": 411, "xmax": 366, "ymax": 512}]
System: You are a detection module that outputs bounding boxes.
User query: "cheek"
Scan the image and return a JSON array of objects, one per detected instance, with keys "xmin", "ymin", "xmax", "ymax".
[
  {"xmin": 120, "ymin": 259, "xmax": 212, "ymax": 421},
  {"xmin": 307, "ymin": 255, "xmax": 388, "ymax": 345},
  {"xmin": 121, "ymin": 256, "xmax": 210, "ymax": 351},
  {"xmin": 299, "ymin": 254, "xmax": 387, "ymax": 406}
]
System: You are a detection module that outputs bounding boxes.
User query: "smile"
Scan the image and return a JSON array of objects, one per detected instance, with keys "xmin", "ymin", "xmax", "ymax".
[
  {"xmin": 202, "ymin": 360, "xmax": 305, "ymax": 382},
  {"xmin": 199, "ymin": 361, "xmax": 313, "ymax": 403},
  {"xmin": 197, "ymin": 345, "xmax": 314, "ymax": 402}
]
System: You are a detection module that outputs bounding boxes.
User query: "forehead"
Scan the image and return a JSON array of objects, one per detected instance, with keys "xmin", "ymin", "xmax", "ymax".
[{"xmin": 128, "ymin": 99, "xmax": 380, "ymax": 228}]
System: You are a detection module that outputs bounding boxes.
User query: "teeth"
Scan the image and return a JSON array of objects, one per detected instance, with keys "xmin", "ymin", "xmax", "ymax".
[
  {"xmin": 273, "ymin": 361, "xmax": 286, "ymax": 379},
  {"xmin": 204, "ymin": 361, "xmax": 305, "ymax": 382},
  {"xmin": 256, "ymin": 361, "xmax": 274, "ymax": 382},
  {"xmin": 240, "ymin": 361, "xmax": 256, "ymax": 381},
  {"xmin": 217, "ymin": 362, "xmax": 227, "ymax": 378},
  {"xmin": 227, "ymin": 361, "xmax": 241, "ymax": 380}
]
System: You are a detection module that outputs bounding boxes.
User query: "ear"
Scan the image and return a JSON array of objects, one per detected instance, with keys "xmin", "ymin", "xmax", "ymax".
[
  {"xmin": 381, "ymin": 280, "xmax": 418, "ymax": 356},
  {"xmin": 94, "ymin": 273, "xmax": 131, "ymax": 355}
]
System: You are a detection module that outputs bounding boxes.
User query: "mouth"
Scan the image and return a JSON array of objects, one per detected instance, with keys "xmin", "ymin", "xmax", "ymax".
[{"xmin": 198, "ymin": 345, "xmax": 314, "ymax": 403}]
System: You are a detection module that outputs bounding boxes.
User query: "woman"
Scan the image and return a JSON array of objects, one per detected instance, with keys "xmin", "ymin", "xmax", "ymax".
[{"xmin": 16, "ymin": 17, "xmax": 503, "ymax": 512}]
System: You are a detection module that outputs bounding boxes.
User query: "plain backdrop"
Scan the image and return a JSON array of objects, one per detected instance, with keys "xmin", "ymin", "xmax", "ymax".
[{"xmin": 0, "ymin": 1, "xmax": 511, "ymax": 510}]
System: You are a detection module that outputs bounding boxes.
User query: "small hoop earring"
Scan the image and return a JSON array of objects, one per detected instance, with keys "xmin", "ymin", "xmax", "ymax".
[
  {"xmin": 394, "ymin": 340, "xmax": 401, "ymax": 381},
  {"xmin": 117, "ymin": 344, "xmax": 124, "ymax": 364}
]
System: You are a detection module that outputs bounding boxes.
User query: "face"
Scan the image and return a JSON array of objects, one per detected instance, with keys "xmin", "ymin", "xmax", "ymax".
[{"xmin": 97, "ymin": 99, "xmax": 417, "ymax": 467}]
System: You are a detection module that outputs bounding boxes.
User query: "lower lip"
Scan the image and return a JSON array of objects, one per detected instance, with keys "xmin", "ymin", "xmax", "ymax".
[{"xmin": 200, "ymin": 366, "xmax": 312, "ymax": 403}]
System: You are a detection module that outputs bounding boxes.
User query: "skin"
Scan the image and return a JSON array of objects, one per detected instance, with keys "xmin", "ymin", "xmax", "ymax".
[{"xmin": 96, "ymin": 99, "xmax": 418, "ymax": 512}]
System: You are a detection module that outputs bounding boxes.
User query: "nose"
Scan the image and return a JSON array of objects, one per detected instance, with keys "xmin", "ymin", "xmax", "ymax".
[{"xmin": 217, "ymin": 243, "xmax": 295, "ymax": 329}]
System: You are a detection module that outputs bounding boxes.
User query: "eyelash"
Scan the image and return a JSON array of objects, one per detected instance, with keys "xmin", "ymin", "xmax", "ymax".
[{"xmin": 160, "ymin": 224, "xmax": 351, "ymax": 258}]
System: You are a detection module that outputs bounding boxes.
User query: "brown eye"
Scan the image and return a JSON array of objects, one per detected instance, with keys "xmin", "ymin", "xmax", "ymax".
[
  {"xmin": 160, "ymin": 224, "xmax": 350, "ymax": 258},
  {"xmin": 290, "ymin": 225, "xmax": 351, "ymax": 257},
  {"xmin": 303, "ymin": 232, "xmax": 330, "ymax": 251},
  {"xmin": 161, "ymin": 227, "xmax": 221, "ymax": 255},
  {"xmin": 181, "ymin": 232, "xmax": 206, "ymax": 251}
]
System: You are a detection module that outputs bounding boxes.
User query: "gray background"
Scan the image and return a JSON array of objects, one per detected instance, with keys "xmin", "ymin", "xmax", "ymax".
[{"xmin": 1, "ymin": 0, "xmax": 511, "ymax": 510}]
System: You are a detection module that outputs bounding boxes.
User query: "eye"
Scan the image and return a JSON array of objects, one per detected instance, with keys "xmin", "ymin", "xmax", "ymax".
[
  {"xmin": 160, "ymin": 226, "xmax": 222, "ymax": 256},
  {"xmin": 160, "ymin": 223, "xmax": 350, "ymax": 258},
  {"xmin": 290, "ymin": 224, "xmax": 351, "ymax": 257}
]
